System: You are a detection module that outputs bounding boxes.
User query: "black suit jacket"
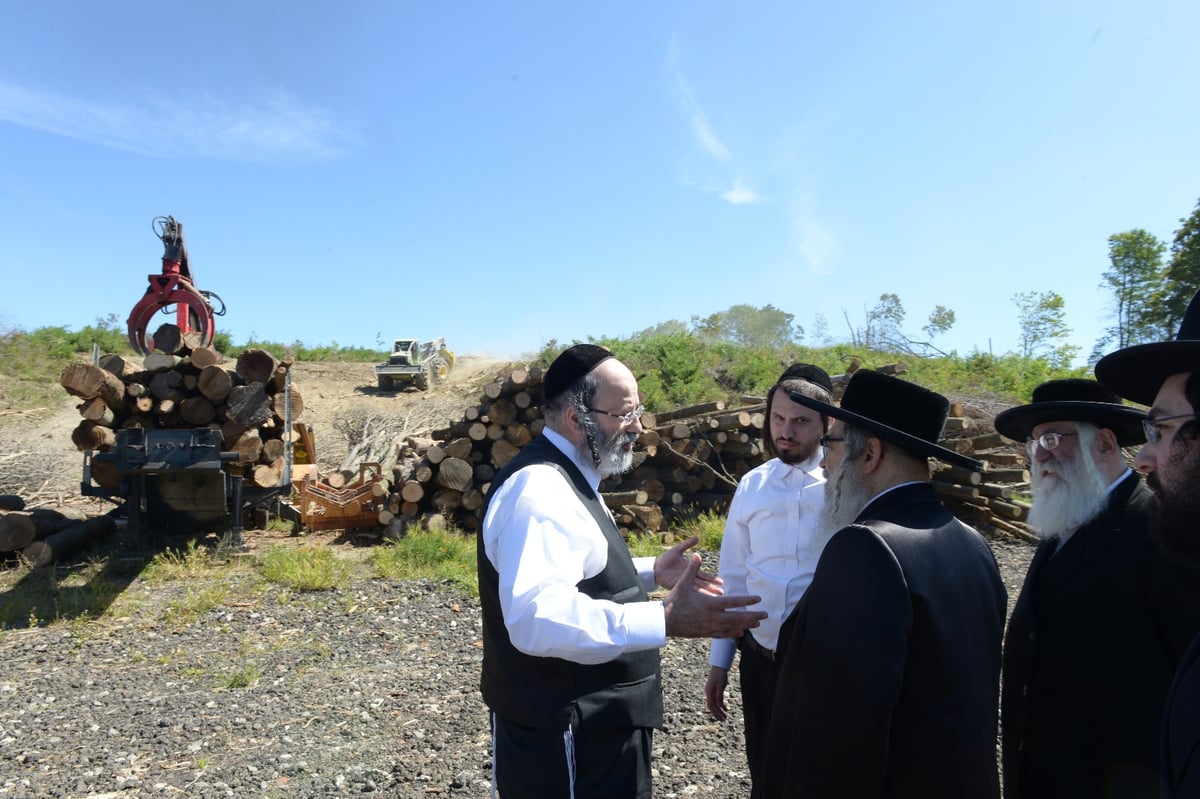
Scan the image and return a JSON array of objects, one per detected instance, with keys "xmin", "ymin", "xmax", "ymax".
[
  {"xmin": 763, "ymin": 482, "xmax": 1007, "ymax": 799},
  {"xmin": 1001, "ymin": 472, "xmax": 1200, "ymax": 799},
  {"xmin": 1163, "ymin": 632, "xmax": 1200, "ymax": 799}
]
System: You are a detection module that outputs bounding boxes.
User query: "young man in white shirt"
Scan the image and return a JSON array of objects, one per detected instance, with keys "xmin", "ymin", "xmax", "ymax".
[{"xmin": 704, "ymin": 364, "xmax": 834, "ymax": 799}]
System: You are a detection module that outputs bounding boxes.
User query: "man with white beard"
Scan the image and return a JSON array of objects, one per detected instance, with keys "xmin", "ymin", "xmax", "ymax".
[
  {"xmin": 995, "ymin": 379, "xmax": 1200, "ymax": 799},
  {"xmin": 762, "ymin": 369, "xmax": 1007, "ymax": 799},
  {"xmin": 478, "ymin": 344, "xmax": 767, "ymax": 799}
]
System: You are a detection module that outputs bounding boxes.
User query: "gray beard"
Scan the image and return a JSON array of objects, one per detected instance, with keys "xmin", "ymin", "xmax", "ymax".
[
  {"xmin": 815, "ymin": 457, "xmax": 874, "ymax": 539},
  {"xmin": 578, "ymin": 425, "xmax": 636, "ymax": 478},
  {"xmin": 1027, "ymin": 454, "xmax": 1110, "ymax": 542}
]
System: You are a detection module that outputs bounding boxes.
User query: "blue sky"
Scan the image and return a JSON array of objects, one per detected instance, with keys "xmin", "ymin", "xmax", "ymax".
[{"xmin": 1, "ymin": 2, "xmax": 1198, "ymax": 365}]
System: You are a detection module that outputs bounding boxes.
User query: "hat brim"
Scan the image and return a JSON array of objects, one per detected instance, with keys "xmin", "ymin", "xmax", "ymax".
[
  {"xmin": 994, "ymin": 401, "xmax": 1146, "ymax": 447},
  {"xmin": 789, "ymin": 390, "xmax": 983, "ymax": 472},
  {"xmin": 1094, "ymin": 341, "xmax": 1200, "ymax": 407}
]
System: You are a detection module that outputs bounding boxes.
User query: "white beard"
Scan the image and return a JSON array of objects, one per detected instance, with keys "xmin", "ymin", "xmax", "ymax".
[
  {"xmin": 1027, "ymin": 450, "xmax": 1109, "ymax": 543},
  {"xmin": 815, "ymin": 456, "xmax": 873, "ymax": 539}
]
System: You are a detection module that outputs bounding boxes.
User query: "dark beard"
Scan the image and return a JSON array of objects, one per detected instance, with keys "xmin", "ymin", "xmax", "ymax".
[
  {"xmin": 777, "ymin": 439, "xmax": 818, "ymax": 465},
  {"xmin": 1147, "ymin": 449, "xmax": 1200, "ymax": 569}
]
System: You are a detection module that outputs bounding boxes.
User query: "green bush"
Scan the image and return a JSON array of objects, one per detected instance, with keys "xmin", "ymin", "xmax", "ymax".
[{"xmin": 530, "ymin": 333, "xmax": 1083, "ymax": 412}]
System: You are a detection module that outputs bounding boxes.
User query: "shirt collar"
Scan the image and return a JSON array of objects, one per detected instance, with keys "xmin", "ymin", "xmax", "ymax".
[
  {"xmin": 543, "ymin": 426, "xmax": 602, "ymax": 490},
  {"xmin": 769, "ymin": 448, "xmax": 825, "ymax": 482}
]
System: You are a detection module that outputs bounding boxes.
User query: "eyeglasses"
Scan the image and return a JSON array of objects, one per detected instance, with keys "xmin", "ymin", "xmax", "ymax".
[
  {"xmin": 1142, "ymin": 412, "xmax": 1200, "ymax": 445},
  {"xmin": 819, "ymin": 435, "xmax": 845, "ymax": 448},
  {"xmin": 1026, "ymin": 431, "xmax": 1077, "ymax": 454},
  {"xmin": 587, "ymin": 404, "xmax": 645, "ymax": 426}
]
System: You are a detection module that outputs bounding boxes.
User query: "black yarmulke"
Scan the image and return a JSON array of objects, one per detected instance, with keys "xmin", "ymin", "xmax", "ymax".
[
  {"xmin": 544, "ymin": 344, "xmax": 613, "ymax": 401},
  {"xmin": 777, "ymin": 363, "xmax": 833, "ymax": 395}
]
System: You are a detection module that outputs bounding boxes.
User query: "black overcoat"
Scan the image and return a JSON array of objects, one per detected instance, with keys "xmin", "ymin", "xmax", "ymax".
[
  {"xmin": 1163, "ymin": 632, "xmax": 1200, "ymax": 799},
  {"xmin": 763, "ymin": 482, "xmax": 1007, "ymax": 799},
  {"xmin": 1001, "ymin": 472, "xmax": 1200, "ymax": 799}
]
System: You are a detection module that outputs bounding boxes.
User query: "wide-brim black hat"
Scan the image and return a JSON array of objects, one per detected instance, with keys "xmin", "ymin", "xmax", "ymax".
[
  {"xmin": 789, "ymin": 369, "xmax": 983, "ymax": 471},
  {"xmin": 1095, "ymin": 289, "xmax": 1200, "ymax": 406},
  {"xmin": 994, "ymin": 378, "xmax": 1146, "ymax": 446}
]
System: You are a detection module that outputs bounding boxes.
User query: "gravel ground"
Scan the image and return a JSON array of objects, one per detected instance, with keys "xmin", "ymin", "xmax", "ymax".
[{"xmin": 0, "ymin": 536, "xmax": 1034, "ymax": 799}]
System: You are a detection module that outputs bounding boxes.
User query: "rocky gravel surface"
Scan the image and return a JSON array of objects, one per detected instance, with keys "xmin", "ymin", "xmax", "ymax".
[{"xmin": 0, "ymin": 537, "xmax": 1034, "ymax": 798}]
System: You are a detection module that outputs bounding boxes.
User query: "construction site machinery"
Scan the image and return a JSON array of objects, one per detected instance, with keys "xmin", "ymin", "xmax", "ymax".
[
  {"xmin": 375, "ymin": 337, "xmax": 455, "ymax": 391},
  {"xmin": 126, "ymin": 215, "xmax": 226, "ymax": 355},
  {"xmin": 80, "ymin": 374, "xmax": 297, "ymax": 550}
]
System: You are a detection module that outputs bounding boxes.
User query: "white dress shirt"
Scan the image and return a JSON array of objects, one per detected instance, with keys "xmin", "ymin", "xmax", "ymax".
[
  {"xmin": 482, "ymin": 427, "xmax": 666, "ymax": 665},
  {"xmin": 709, "ymin": 450, "xmax": 830, "ymax": 669}
]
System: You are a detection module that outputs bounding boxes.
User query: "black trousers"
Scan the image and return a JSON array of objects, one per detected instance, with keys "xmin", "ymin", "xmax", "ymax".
[
  {"xmin": 491, "ymin": 713, "xmax": 652, "ymax": 799},
  {"xmin": 739, "ymin": 636, "xmax": 781, "ymax": 799}
]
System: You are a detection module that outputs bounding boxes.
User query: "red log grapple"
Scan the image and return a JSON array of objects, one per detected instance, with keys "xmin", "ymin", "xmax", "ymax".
[{"xmin": 126, "ymin": 215, "xmax": 223, "ymax": 355}]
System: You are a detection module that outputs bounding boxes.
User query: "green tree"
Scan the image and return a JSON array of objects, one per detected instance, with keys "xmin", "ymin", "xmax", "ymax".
[
  {"xmin": 1094, "ymin": 229, "xmax": 1168, "ymax": 357},
  {"xmin": 1013, "ymin": 290, "xmax": 1078, "ymax": 368},
  {"xmin": 635, "ymin": 319, "xmax": 690, "ymax": 338},
  {"xmin": 845, "ymin": 293, "xmax": 906, "ymax": 350},
  {"xmin": 1164, "ymin": 198, "xmax": 1200, "ymax": 332},
  {"xmin": 690, "ymin": 304, "xmax": 802, "ymax": 349}
]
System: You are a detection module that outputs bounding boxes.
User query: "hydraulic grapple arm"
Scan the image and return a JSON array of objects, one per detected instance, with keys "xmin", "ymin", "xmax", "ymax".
[{"xmin": 126, "ymin": 215, "xmax": 224, "ymax": 355}]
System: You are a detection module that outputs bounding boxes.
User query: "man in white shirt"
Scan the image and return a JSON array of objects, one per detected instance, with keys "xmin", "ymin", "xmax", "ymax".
[
  {"xmin": 478, "ymin": 343, "xmax": 767, "ymax": 799},
  {"xmin": 704, "ymin": 364, "xmax": 834, "ymax": 799}
]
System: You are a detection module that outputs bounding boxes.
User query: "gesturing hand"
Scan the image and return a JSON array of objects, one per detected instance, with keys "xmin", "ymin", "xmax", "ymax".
[
  {"xmin": 654, "ymin": 535, "xmax": 723, "ymax": 594},
  {"xmin": 663, "ymin": 553, "xmax": 766, "ymax": 639}
]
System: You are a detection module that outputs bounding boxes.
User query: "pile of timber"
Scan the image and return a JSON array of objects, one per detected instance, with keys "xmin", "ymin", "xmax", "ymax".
[
  {"xmin": 371, "ymin": 365, "xmax": 755, "ymax": 539},
  {"xmin": 59, "ymin": 324, "xmax": 304, "ymax": 492},
  {"xmin": 0, "ymin": 495, "xmax": 121, "ymax": 567},
  {"xmin": 372, "ymin": 368, "xmax": 1036, "ymax": 543},
  {"xmin": 931, "ymin": 407, "xmax": 1037, "ymax": 542}
]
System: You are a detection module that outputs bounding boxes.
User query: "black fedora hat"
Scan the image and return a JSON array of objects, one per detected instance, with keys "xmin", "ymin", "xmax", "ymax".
[
  {"xmin": 1095, "ymin": 288, "xmax": 1200, "ymax": 406},
  {"xmin": 789, "ymin": 369, "xmax": 983, "ymax": 471},
  {"xmin": 994, "ymin": 379, "xmax": 1146, "ymax": 447}
]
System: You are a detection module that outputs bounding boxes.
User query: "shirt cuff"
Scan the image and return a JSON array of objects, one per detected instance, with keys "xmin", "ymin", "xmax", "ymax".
[
  {"xmin": 624, "ymin": 599, "xmax": 667, "ymax": 649},
  {"xmin": 633, "ymin": 556, "xmax": 658, "ymax": 591},
  {"xmin": 709, "ymin": 637, "xmax": 737, "ymax": 670}
]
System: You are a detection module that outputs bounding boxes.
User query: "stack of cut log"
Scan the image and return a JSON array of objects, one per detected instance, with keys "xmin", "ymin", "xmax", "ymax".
[
  {"xmin": 60, "ymin": 324, "xmax": 304, "ymax": 491},
  {"xmin": 374, "ymin": 368, "xmax": 1036, "ymax": 543},
  {"xmin": 931, "ymin": 407, "xmax": 1037, "ymax": 542},
  {"xmin": 0, "ymin": 495, "xmax": 120, "ymax": 567}
]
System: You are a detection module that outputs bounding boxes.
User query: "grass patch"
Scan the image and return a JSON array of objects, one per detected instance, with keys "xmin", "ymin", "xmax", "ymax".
[
  {"xmin": 626, "ymin": 533, "xmax": 666, "ymax": 558},
  {"xmin": 0, "ymin": 559, "xmax": 140, "ymax": 628},
  {"xmin": 674, "ymin": 510, "xmax": 726, "ymax": 551},
  {"xmin": 368, "ymin": 525, "xmax": 477, "ymax": 593},
  {"xmin": 257, "ymin": 545, "xmax": 353, "ymax": 591},
  {"xmin": 217, "ymin": 664, "xmax": 261, "ymax": 690},
  {"xmin": 162, "ymin": 582, "xmax": 231, "ymax": 628},
  {"xmin": 141, "ymin": 541, "xmax": 228, "ymax": 583}
]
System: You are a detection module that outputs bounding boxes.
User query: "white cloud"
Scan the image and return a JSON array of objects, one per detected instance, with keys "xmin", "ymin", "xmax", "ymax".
[
  {"xmin": 790, "ymin": 203, "xmax": 838, "ymax": 275},
  {"xmin": 667, "ymin": 38, "xmax": 732, "ymax": 163},
  {"xmin": 723, "ymin": 179, "xmax": 760, "ymax": 205},
  {"xmin": 0, "ymin": 81, "xmax": 355, "ymax": 161}
]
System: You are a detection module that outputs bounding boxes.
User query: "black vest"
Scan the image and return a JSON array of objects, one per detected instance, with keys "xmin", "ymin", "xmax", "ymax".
[{"xmin": 477, "ymin": 435, "xmax": 664, "ymax": 731}]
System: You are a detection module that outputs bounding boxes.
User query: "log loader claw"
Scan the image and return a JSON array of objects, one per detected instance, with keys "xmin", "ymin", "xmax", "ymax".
[{"xmin": 126, "ymin": 215, "xmax": 224, "ymax": 355}]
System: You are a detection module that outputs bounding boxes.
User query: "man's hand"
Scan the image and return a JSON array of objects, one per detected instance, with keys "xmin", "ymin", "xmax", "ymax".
[
  {"xmin": 663, "ymin": 554, "xmax": 766, "ymax": 639},
  {"xmin": 654, "ymin": 535, "xmax": 723, "ymax": 593},
  {"xmin": 705, "ymin": 665, "xmax": 729, "ymax": 722}
]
